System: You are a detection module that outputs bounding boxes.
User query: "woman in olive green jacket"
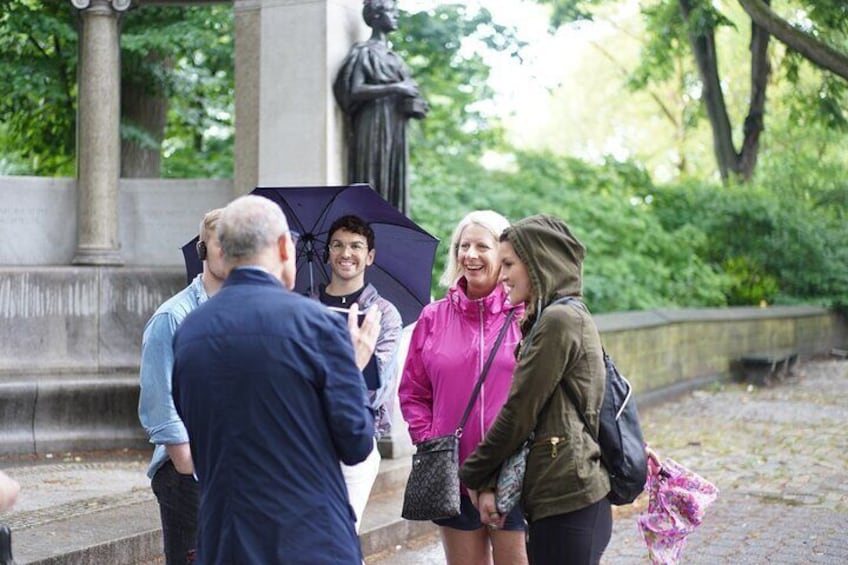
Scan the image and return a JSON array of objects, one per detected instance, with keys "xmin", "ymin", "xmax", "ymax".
[{"xmin": 459, "ymin": 214, "xmax": 612, "ymax": 565}]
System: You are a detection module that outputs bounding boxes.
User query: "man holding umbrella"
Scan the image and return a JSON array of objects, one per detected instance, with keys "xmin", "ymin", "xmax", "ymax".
[{"xmin": 316, "ymin": 214, "xmax": 403, "ymax": 532}]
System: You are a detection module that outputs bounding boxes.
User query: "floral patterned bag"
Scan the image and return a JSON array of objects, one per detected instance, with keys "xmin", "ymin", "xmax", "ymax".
[{"xmin": 637, "ymin": 457, "xmax": 719, "ymax": 564}]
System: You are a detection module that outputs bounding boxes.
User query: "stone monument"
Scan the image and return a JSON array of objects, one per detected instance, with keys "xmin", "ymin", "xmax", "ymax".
[{"xmin": 333, "ymin": 0, "xmax": 428, "ymax": 216}]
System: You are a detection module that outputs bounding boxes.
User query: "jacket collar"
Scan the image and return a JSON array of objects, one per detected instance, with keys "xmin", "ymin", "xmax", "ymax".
[
  {"xmin": 189, "ymin": 273, "xmax": 209, "ymax": 305},
  {"xmin": 447, "ymin": 277, "xmax": 515, "ymax": 318},
  {"xmin": 357, "ymin": 283, "xmax": 379, "ymax": 308},
  {"xmin": 223, "ymin": 267, "xmax": 285, "ymax": 289}
]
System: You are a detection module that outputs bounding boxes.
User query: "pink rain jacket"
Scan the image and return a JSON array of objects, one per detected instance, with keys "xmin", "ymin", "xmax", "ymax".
[{"xmin": 399, "ymin": 280, "xmax": 523, "ymax": 482}]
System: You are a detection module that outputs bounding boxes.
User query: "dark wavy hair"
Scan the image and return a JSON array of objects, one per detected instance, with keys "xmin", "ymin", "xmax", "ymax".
[{"xmin": 327, "ymin": 214, "xmax": 375, "ymax": 250}]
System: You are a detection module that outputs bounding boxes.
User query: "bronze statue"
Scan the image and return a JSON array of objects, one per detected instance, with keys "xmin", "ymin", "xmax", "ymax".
[{"xmin": 334, "ymin": 0, "xmax": 428, "ymax": 216}]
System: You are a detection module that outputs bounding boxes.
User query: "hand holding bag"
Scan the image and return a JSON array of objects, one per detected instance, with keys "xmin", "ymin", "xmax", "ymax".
[{"xmin": 401, "ymin": 310, "xmax": 516, "ymax": 521}]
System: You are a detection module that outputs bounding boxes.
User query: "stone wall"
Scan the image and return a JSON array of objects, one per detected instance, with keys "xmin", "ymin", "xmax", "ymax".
[
  {"xmin": 0, "ymin": 265, "xmax": 845, "ymax": 456},
  {"xmin": 0, "ymin": 176, "xmax": 232, "ymax": 266},
  {"xmin": 597, "ymin": 306, "xmax": 846, "ymax": 397},
  {"xmin": 381, "ymin": 304, "xmax": 847, "ymax": 458},
  {"xmin": 0, "ymin": 267, "xmax": 184, "ymax": 455}
]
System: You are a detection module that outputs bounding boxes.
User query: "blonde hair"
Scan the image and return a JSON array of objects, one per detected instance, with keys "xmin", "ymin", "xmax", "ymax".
[
  {"xmin": 439, "ymin": 210, "xmax": 511, "ymax": 288},
  {"xmin": 198, "ymin": 208, "xmax": 223, "ymax": 243}
]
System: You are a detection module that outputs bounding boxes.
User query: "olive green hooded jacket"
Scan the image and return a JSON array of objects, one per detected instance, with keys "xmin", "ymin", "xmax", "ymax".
[{"xmin": 458, "ymin": 214, "xmax": 610, "ymax": 522}]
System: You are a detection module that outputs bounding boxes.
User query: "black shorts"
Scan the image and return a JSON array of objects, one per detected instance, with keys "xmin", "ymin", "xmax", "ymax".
[{"xmin": 433, "ymin": 494, "xmax": 527, "ymax": 532}]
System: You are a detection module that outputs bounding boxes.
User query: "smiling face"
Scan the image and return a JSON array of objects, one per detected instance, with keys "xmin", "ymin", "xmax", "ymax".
[
  {"xmin": 457, "ymin": 223, "xmax": 500, "ymax": 299},
  {"xmin": 327, "ymin": 228, "xmax": 375, "ymax": 286},
  {"xmin": 499, "ymin": 240, "xmax": 532, "ymax": 305}
]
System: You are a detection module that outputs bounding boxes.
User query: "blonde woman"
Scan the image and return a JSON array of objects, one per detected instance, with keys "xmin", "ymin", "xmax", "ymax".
[{"xmin": 399, "ymin": 211, "xmax": 527, "ymax": 565}]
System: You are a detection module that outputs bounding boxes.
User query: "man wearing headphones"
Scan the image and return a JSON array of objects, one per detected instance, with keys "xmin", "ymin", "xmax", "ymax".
[
  {"xmin": 316, "ymin": 214, "xmax": 403, "ymax": 532},
  {"xmin": 138, "ymin": 208, "xmax": 226, "ymax": 565}
]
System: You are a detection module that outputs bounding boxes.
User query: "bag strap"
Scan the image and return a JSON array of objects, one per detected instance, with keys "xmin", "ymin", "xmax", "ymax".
[
  {"xmin": 455, "ymin": 309, "xmax": 516, "ymax": 437},
  {"xmin": 550, "ymin": 297, "xmax": 600, "ymax": 443}
]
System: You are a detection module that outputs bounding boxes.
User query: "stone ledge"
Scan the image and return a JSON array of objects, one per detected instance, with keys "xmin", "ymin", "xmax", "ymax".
[
  {"xmin": 0, "ymin": 375, "xmax": 147, "ymax": 457},
  {"xmin": 0, "ymin": 267, "xmax": 184, "ymax": 374},
  {"xmin": 596, "ymin": 305, "xmax": 832, "ymax": 332},
  {"xmin": 12, "ymin": 501, "xmax": 161, "ymax": 565}
]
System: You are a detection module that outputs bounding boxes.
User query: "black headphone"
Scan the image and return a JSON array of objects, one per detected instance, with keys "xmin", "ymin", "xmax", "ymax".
[
  {"xmin": 322, "ymin": 244, "xmax": 330, "ymax": 264},
  {"xmin": 196, "ymin": 240, "xmax": 207, "ymax": 261}
]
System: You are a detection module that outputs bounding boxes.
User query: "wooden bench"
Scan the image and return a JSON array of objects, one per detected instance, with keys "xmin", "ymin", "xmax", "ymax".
[{"xmin": 733, "ymin": 348, "xmax": 799, "ymax": 386}]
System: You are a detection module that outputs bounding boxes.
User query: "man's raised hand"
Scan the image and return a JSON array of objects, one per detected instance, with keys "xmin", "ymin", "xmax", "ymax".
[{"xmin": 347, "ymin": 303, "xmax": 382, "ymax": 371}]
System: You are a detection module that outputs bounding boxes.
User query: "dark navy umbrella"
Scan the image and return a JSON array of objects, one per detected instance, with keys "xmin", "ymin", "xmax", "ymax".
[
  {"xmin": 182, "ymin": 184, "xmax": 439, "ymax": 326},
  {"xmin": 181, "ymin": 238, "xmax": 203, "ymax": 287}
]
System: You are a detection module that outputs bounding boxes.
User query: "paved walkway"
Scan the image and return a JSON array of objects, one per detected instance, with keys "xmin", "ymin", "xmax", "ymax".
[
  {"xmin": 0, "ymin": 450, "xmax": 157, "ymax": 564},
  {"xmin": 0, "ymin": 359, "xmax": 844, "ymax": 563},
  {"xmin": 368, "ymin": 359, "xmax": 848, "ymax": 564}
]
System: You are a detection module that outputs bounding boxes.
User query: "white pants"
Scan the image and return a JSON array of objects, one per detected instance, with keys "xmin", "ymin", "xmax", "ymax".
[{"xmin": 341, "ymin": 438, "xmax": 381, "ymax": 533}]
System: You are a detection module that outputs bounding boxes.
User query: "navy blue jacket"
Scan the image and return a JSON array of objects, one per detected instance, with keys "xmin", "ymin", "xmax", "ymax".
[{"xmin": 173, "ymin": 268, "xmax": 374, "ymax": 564}]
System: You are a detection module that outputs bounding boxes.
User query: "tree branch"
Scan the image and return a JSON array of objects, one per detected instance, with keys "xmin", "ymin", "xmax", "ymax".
[
  {"xmin": 588, "ymin": 40, "xmax": 680, "ymax": 128},
  {"xmin": 738, "ymin": 2, "xmax": 770, "ymax": 181},
  {"xmin": 737, "ymin": 0, "xmax": 848, "ymax": 82},
  {"xmin": 679, "ymin": 0, "xmax": 737, "ymax": 182}
]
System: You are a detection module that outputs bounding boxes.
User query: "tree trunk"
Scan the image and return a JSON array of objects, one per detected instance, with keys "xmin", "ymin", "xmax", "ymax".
[
  {"xmin": 679, "ymin": 0, "xmax": 737, "ymax": 182},
  {"xmin": 737, "ymin": 0, "xmax": 848, "ymax": 82},
  {"xmin": 738, "ymin": 6, "xmax": 770, "ymax": 181},
  {"xmin": 120, "ymin": 56, "xmax": 169, "ymax": 178}
]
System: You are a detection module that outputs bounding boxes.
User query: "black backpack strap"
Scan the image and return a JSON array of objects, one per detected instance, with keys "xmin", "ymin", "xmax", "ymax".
[
  {"xmin": 552, "ymin": 297, "xmax": 600, "ymax": 443},
  {"xmin": 455, "ymin": 309, "xmax": 516, "ymax": 436}
]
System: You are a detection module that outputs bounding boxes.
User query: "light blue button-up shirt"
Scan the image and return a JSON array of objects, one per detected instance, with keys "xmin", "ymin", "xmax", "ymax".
[{"xmin": 138, "ymin": 274, "xmax": 208, "ymax": 479}]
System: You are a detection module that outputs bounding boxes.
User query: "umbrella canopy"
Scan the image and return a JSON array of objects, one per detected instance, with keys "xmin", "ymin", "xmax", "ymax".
[
  {"xmin": 181, "ymin": 238, "xmax": 203, "ymax": 287},
  {"xmin": 638, "ymin": 457, "xmax": 719, "ymax": 564},
  {"xmin": 182, "ymin": 184, "xmax": 439, "ymax": 326}
]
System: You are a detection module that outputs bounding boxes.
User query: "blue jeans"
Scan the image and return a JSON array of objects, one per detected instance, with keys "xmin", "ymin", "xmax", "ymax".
[{"xmin": 151, "ymin": 459, "xmax": 200, "ymax": 565}]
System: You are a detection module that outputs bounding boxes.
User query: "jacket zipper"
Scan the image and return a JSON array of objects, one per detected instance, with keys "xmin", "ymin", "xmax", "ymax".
[
  {"xmin": 478, "ymin": 301, "xmax": 485, "ymax": 437},
  {"xmin": 532, "ymin": 436, "xmax": 564, "ymax": 458}
]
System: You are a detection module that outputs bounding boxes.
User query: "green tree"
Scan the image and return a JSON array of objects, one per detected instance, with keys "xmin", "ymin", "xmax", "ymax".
[
  {"xmin": 0, "ymin": 1, "xmax": 78, "ymax": 175},
  {"xmin": 394, "ymin": 4, "xmax": 523, "ymax": 165},
  {"xmin": 121, "ymin": 4, "xmax": 233, "ymax": 178},
  {"xmin": 393, "ymin": 3, "xmax": 525, "ymax": 286},
  {"xmin": 0, "ymin": 1, "xmax": 233, "ymax": 177},
  {"xmin": 535, "ymin": 0, "xmax": 848, "ymax": 182}
]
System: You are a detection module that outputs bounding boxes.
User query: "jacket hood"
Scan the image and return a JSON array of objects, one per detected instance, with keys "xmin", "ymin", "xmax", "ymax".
[{"xmin": 505, "ymin": 214, "xmax": 585, "ymax": 313}]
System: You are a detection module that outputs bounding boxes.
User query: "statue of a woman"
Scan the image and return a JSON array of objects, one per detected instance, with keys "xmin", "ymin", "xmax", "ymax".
[{"xmin": 333, "ymin": 0, "xmax": 428, "ymax": 216}]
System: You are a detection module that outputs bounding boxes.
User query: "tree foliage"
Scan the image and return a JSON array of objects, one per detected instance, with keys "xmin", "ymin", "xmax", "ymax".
[
  {"xmin": 0, "ymin": 1, "xmax": 233, "ymax": 177},
  {"xmin": 392, "ymin": 4, "xmax": 523, "ymax": 164},
  {"xmin": 0, "ymin": 1, "xmax": 78, "ymax": 175},
  {"xmin": 393, "ymin": 2, "xmax": 846, "ymax": 311},
  {"xmin": 535, "ymin": 0, "xmax": 848, "ymax": 182},
  {"xmin": 122, "ymin": 4, "xmax": 234, "ymax": 178}
]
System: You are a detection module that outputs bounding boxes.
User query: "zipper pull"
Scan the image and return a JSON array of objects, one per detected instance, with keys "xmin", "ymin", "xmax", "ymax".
[{"xmin": 550, "ymin": 437, "xmax": 560, "ymax": 458}]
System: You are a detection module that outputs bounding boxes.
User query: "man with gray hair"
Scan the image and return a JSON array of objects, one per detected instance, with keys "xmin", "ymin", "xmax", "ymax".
[{"xmin": 172, "ymin": 195, "xmax": 379, "ymax": 564}]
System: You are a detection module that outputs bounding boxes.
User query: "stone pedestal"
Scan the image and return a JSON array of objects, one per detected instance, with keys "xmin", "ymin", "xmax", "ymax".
[
  {"xmin": 234, "ymin": 0, "xmax": 365, "ymax": 194},
  {"xmin": 72, "ymin": 0, "xmax": 128, "ymax": 265}
]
